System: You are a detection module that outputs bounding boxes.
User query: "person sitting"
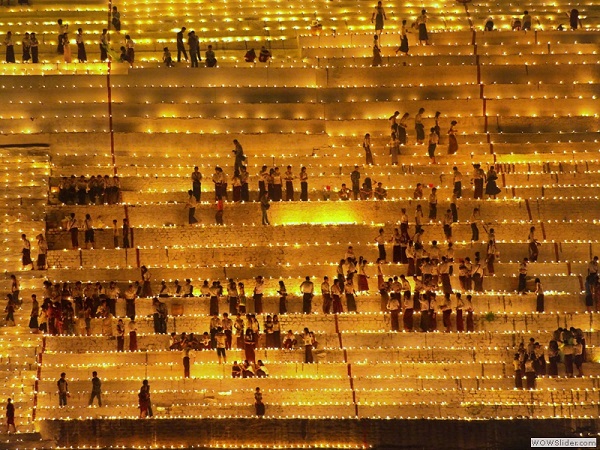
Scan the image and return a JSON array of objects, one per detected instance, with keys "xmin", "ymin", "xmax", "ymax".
[
  {"xmin": 311, "ymin": 19, "xmax": 323, "ymax": 36},
  {"xmin": 256, "ymin": 360, "xmax": 269, "ymax": 377},
  {"xmin": 258, "ymin": 46, "xmax": 271, "ymax": 63},
  {"xmin": 338, "ymin": 183, "xmax": 351, "ymax": 201},
  {"xmin": 119, "ymin": 46, "xmax": 130, "ymax": 63},
  {"xmin": 205, "ymin": 45, "xmax": 217, "ymax": 67},
  {"xmin": 283, "ymin": 330, "xmax": 297, "ymax": 349},
  {"xmin": 169, "ymin": 332, "xmax": 181, "ymax": 350},
  {"xmin": 163, "ymin": 47, "xmax": 173, "ymax": 67},
  {"xmin": 360, "ymin": 179, "xmax": 373, "ymax": 200},
  {"xmin": 244, "ymin": 48, "xmax": 256, "ymax": 62},
  {"xmin": 511, "ymin": 18, "xmax": 522, "ymax": 30},
  {"xmin": 484, "ymin": 17, "xmax": 494, "ymax": 31},
  {"xmin": 231, "ymin": 361, "xmax": 242, "ymax": 378},
  {"xmin": 374, "ymin": 182, "xmax": 387, "ymax": 200},
  {"xmin": 201, "ymin": 332, "xmax": 211, "ymax": 350},
  {"xmin": 242, "ymin": 360, "xmax": 255, "ymax": 378}
]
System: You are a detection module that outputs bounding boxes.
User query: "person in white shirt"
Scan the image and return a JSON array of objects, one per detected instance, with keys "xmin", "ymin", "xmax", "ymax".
[
  {"xmin": 452, "ymin": 166, "xmax": 462, "ymax": 198},
  {"xmin": 300, "ymin": 276, "xmax": 314, "ymax": 314},
  {"xmin": 321, "ymin": 277, "xmax": 331, "ymax": 314},
  {"xmin": 186, "ymin": 190, "xmax": 198, "ymax": 225},
  {"xmin": 303, "ymin": 328, "xmax": 314, "ymax": 363},
  {"xmin": 375, "ymin": 228, "xmax": 386, "ymax": 261}
]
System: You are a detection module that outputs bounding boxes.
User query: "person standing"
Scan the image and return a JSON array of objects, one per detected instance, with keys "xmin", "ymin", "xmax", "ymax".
[
  {"xmin": 472, "ymin": 164, "xmax": 485, "ymax": 199},
  {"xmin": 30, "ymin": 33, "xmax": 39, "ymax": 63},
  {"xmin": 375, "ymin": 228, "xmax": 386, "ymax": 261},
  {"xmin": 116, "ymin": 319, "xmax": 125, "ymax": 351},
  {"xmin": 485, "ymin": 166, "xmax": 501, "ymax": 199},
  {"xmin": 215, "ymin": 327, "xmax": 227, "ymax": 364},
  {"xmin": 176, "ymin": 27, "xmax": 187, "ymax": 62},
  {"xmin": 76, "ymin": 28, "xmax": 87, "ymax": 62},
  {"xmin": 299, "ymin": 167, "xmax": 308, "ymax": 201},
  {"xmin": 99, "ymin": 29, "xmax": 108, "ymax": 61},
  {"xmin": 191, "ymin": 166, "xmax": 202, "ymax": 201},
  {"xmin": 62, "ymin": 33, "xmax": 72, "ymax": 63},
  {"xmin": 6, "ymin": 398, "xmax": 15, "ymax": 433},
  {"xmin": 260, "ymin": 193, "xmax": 270, "ymax": 225},
  {"xmin": 426, "ymin": 126, "xmax": 439, "ymax": 163},
  {"xmin": 447, "ymin": 120, "xmax": 458, "ymax": 155},
  {"xmin": 66, "ymin": 213, "xmax": 79, "ymax": 249},
  {"xmin": 534, "ymin": 278, "xmax": 544, "ymax": 312},
  {"xmin": 303, "ymin": 328, "xmax": 314, "ymax": 363},
  {"xmin": 215, "ymin": 198, "xmax": 224, "ymax": 225},
  {"xmin": 22, "ymin": 33, "xmax": 31, "ymax": 63},
  {"xmin": 363, "ymin": 134, "xmax": 374, "ymax": 165},
  {"xmin": 88, "ymin": 371, "xmax": 102, "ymax": 406},
  {"xmin": 416, "ymin": 9, "xmax": 429, "ymax": 45},
  {"xmin": 414, "ymin": 108, "xmax": 425, "ymax": 145},
  {"xmin": 320, "ymin": 277, "xmax": 332, "ymax": 314},
  {"xmin": 83, "ymin": 214, "xmax": 94, "ymax": 249},
  {"xmin": 350, "ymin": 165, "xmax": 361, "ymax": 200},
  {"xmin": 57, "ymin": 19, "xmax": 68, "ymax": 53},
  {"xmin": 428, "ymin": 188, "xmax": 437, "ymax": 220},
  {"xmin": 452, "ymin": 166, "xmax": 462, "ymax": 198},
  {"xmin": 182, "ymin": 341, "xmax": 191, "ymax": 378},
  {"xmin": 232, "ymin": 139, "xmax": 245, "ymax": 176},
  {"xmin": 518, "ymin": 258, "xmax": 529, "ymax": 294},
  {"xmin": 57, "ymin": 372, "xmax": 69, "ymax": 407},
  {"xmin": 528, "ymin": 226, "xmax": 540, "ymax": 262},
  {"xmin": 254, "ymin": 387, "xmax": 265, "ymax": 416},
  {"xmin": 21, "ymin": 234, "xmax": 34, "ymax": 270},
  {"xmin": 122, "ymin": 218, "xmax": 130, "ymax": 248},
  {"xmin": 186, "ymin": 190, "xmax": 198, "ymax": 225},
  {"xmin": 300, "ymin": 276, "xmax": 314, "ymax": 314},
  {"xmin": 253, "ymin": 276, "xmax": 264, "ymax": 314},
  {"xmin": 469, "ymin": 207, "xmax": 480, "ymax": 243},
  {"xmin": 112, "ymin": 7, "xmax": 121, "ymax": 31},
  {"xmin": 125, "ymin": 35, "xmax": 135, "ymax": 64}
]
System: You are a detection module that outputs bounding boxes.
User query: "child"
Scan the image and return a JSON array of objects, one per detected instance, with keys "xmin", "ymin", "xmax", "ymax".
[{"xmin": 163, "ymin": 47, "xmax": 173, "ymax": 67}]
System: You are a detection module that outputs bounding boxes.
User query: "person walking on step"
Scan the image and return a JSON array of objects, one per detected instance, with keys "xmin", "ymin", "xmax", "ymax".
[
  {"xmin": 396, "ymin": 19, "xmax": 409, "ymax": 55},
  {"xmin": 21, "ymin": 234, "xmax": 34, "ymax": 270},
  {"xmin": 76, "ymin": 28, "xmax": 87, "ymax": 62},
  {"xmin": 5, "ymin": 398, "xmax": 15, "ymax": 433},
  {"xmin": 176, "ymin": 27, "xmax": 188, "ymax": 62},
  {"xmin": 111, "ymin": 7, "xmax": 121, "ymax": 32},
  {"xmin": 88, "ymin": 371, "xmax": 102, "ymax": 407},
  {"xmin": 447, "ymin": 120, "xmax": 458, "ymax": 155},
  {"xmin": 416, "ymin": 9, "xmax": 429, "ymax": 45},
  {"xmin": 371, "ymin": 1, "xmax": 387, "ymax": 42}
]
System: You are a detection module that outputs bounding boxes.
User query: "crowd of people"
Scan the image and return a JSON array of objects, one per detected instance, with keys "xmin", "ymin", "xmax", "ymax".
[
  {"xmin": 57, "ymin": 175, "xmax": 121, "ymax": 205},
  {"xmin": 513, "ymin": 326, "xmax": 586, "ymax": 389}
]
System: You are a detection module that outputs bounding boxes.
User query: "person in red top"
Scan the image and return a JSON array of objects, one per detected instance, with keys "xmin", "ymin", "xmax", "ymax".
[{"xmin": 215, "ymin": 199, "xmax": 224, "ymax": 225}]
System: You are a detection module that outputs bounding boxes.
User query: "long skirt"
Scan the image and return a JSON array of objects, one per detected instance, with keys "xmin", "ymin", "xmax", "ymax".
[
  {"xmin": 210, "ymin": 296, "xmax": 219, "ymax": 316},
  {"xmin": 418, "ymin": 23, "xmax": 428, "ymax": 41},
  {"xmin": 357, "ymin": 275, "xmax": 369, "ymax": 292},
  {"xmin": 529, "ymin": 242, "xmax": 539, "ymax": 262},
  {"xmin": 29, "ymin": 315, "xmax": 39, "ymax": 329},
  {"xmin": 547, "ymin": 356, "xmax": 559, "ymax": 376},
  {"xmin": 399, "ymin": 36, "xmax": 409, "ymax": 53},
  {"xmin": 22, "ymin": 248, "xmax": 33, "ymax": 266},
  {"xmin": 332, "ymin": 295, "xmax": 343, "ymax": 314},
  {"xmin": 77, "ymin": 43, "xmax": 87, "ymax": 62},
  {"xmin": 346, "ymin": 294, "xmax": 357, "ymax": 312},
  {"xmin": 536, "ymin": 294, "xmax": 544, "ymax": 312},
  {"xmin": 279, "ymin": 295, "xmax": 287, "ymax": 314},
  {"xmin": 32, "ymin": 47, "xmax": 39, "ymax": 63},
  {"xmin": 398, "ymin": 127, "xmax": 407, "ymax": 145},
  {"xmin": 419, "ymin": 310, "xmax": 429, "ymax": 332},
  {"xmin": 456, "ymin": 309, "xmax": 464, "ymax": 332},
  {"xmin": 129, "ymin": 331, "xmax": 138, "ymax": 351},
  {"xmin": 486, "ymin": 254, "xmax": 495, "ymax": 275},
  {"xmin": 285, "ymin": 181, "xmax": 294, "ymax": 201},
  {"xmin": 142, "ymin": 281, "xmax": 153, "ymax": 297},
  {"xmin": 407, "ymin": 258, "xmax": 415, "ymax": 276},
  {"xmin": 564, "ymin": 354, "xmax": 574, "ymax": 375},
  {"xmin": 466, "ymin": 311, "xmax": 474, "ymax": 332},
  {"xmin": 392, "ymin": 246, "xmax": 402, "ymax": 263},
  {"xmin": 415, "ymin": 123, "xmax": 425, "ymax": 141},
  {"xmin": 244, "ymin": 344, "xmax": 256, "ymax": 364},
  {"xmin": 403, "ymin": 309, "xmax": 413, "ymax": 331},
  {"xmin": 429, "ymin": 311, "xmax": 437, "ymax": 331},
  {"xmin": 441, "ymin": 273, "xmax": 452, "ymax": 295},
  {"xmin": 448, "ymin": 134, "xmax": 458, "ymax": 154},
  {"xmin": 474, "ymin": 179, "xmax": 484, "ymax": 199},
  {"xmin": 442, "ymin": 309, "xmax": 452, "ymax": 330},
  {"xmin": 390, "ymin": 309, "xmax": 400, "ymax": 331},
  {"xmin": 515, "ymin": 369, "xmax": 523, "ymax": 389},
  {"xmin": 127, "ymin": 48, "xmax": 135, "ymax": 63}
]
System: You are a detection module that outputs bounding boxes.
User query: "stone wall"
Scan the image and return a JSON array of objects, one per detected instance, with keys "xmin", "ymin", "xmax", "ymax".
[{"xmin": 37, "ymin": 418, "xmax": 600, "ymax": 449}]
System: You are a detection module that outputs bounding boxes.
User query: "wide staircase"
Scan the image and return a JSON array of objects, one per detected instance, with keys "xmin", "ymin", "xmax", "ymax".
[{"xmin": 0, "ymin": 0, "xmax": 600, "ymax": 448}]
